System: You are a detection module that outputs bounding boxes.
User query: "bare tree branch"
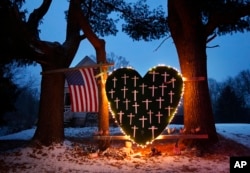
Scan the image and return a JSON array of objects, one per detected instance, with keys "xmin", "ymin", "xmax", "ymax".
[
  {"xmin": 154, "ymin": 35, "xmax": 171, "ymax": 52},
  {"xmin": 72, "ymin": 0, "xmax": 106, "ymax": 63},
  {"xmin": 27, "ymin": 0, "xmax": 52, "ymax": 38},
  {"xmin": 206, "ymin": 45, "xmax": 219, "ymax": 48},
  {"xmin": 206, "ymin": 33, "xmax": 217, "ymax": 43}
]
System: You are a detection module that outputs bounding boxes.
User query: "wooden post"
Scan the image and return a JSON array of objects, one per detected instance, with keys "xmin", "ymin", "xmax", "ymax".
[{"xmin": 97, "ymin": 65, "xmax": 110, "ymax": 150}]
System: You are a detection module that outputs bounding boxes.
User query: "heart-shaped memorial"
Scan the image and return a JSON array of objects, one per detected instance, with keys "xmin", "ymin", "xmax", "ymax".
[{"xmin": 106, "ymin": 66, "xmax": 184, "ymax": 146}]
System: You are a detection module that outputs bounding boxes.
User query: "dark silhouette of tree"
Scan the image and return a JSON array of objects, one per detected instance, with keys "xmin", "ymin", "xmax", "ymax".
[
  {"xmin": 208, "ymin": 78, "xmax": 221, "ymax": 113},
  {"xmin": 165, "ymin": 0, "xmax": 250, "ymax": 145},
  {"xmin": 234, "ymin": 70, "xmax": 250, "ymax": 106},
  {"xmin": 0, "ymin": 65, "xmax": 20, "ymax": 125},
  {"xmin": 215, "ymin": 85, "xmax": 246, "ymax": 123},
  {"xmin": 0, "ymin": 0, "xmax": 166, "ymax": 146}
]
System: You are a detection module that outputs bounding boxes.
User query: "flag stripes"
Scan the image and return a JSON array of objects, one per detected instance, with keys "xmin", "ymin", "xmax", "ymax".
[{"xmin": 65, "ymin": 68, "xmax": 99, "ymax": 112}]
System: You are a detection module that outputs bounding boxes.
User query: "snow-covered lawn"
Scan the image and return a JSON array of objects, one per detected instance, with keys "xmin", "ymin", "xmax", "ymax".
[{"xmin": 0, "ymin": 124, "xmax": 249, "ymax": 173}]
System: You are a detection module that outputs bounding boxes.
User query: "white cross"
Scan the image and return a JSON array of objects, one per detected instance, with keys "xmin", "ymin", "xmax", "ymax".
[
  {"xmin": 132, "ymin": 102, "xmax": 139, "ymax": 114},
  {"xmin": 155, "ymin": 111, "xmax": 163, "ymax": 123},
  {"xmin": 132, "ymin": 125, "xmax": 138, "ymax": 138},
  {"xmin": 148, "ymin": 126, "xmax": 158, "ymax": 139},
  {"xmin": 147, "ymin": 110, "xmax": 154, "ymax": 124},
  {"xmin": 118, "ymin": 111, "xmax": 124, "ymax": 124},
  {"xmin": 121, "ymin": 86, "xmax": 128, "ymax": 98},
  {"xmin": 161, "ymin": 72, "xmax": 169, "ymax": 82},
  {"xmin": 112, "ymin": 77, "xmax": 117, "ymax": 88},
  {"xmin": 159, "ymin": 83, "xmax": 167, "ymax": 96},
  {"xmin": 114, "ymin": 97, "xmax": 120, "ymax": 109},
  {"xmin": 123, "ymin": 99, "xmax": 131, "ymax": 110},
  {"xmin": 139, "ymin": 83, "xmax": 147, "ymax": 95},
  {"xmin": 168, "ymin": 77, "xmax": 176, "ymax": 88},
  {"xmin": 108, "ymin": 89, "xmax": 115, "ymax": 99},
  {"xmin": 168, "ymin": 90, "xmax": 175, "ymax": 103},
  {"xmin": 156, "ymin": 97, "xmax": 165, "ymax": 109},
  {"xmin": 142, "ymin": 99, "xmax": 152, "ymax": 110},
  {"xmin": 165, "ymin": 106, "xmax": 173, "ymax": 116},
  {"xmin": 149, "ymin": 85, "xmax": 158, "ymax": 97},
  {"xmin": 139, "ymin": 116, "xmax": 147, "ymax": 128},
  {"xmin": 122, "ymin": 73, "xmax": 129, "ymax": 85},
  {"xmin": 127, "ymin": 113, "xmax": 135, "ymax": 125},
  {"xmin": 149, "ymin": 71, "xmax": 159, "ymax": 82},
  {"xmin": 132, "ymin": 89, "xmax": 139, "ymax": 101},
  {"xmin": 132, "ymin": 76, "xmax": 139, "ymax": 87}
]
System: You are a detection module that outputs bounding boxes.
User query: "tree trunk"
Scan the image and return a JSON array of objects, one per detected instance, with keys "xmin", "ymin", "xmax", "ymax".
[
  {"xmin": 179, "ymin": 41, "xmax": 218, "ymax": 144},
  {"xmin": 168, "ymin": 0, "xmax": 218, "ymax": 145},
  {"xmin": 33, "ymin": 71, "xmax": 65, "ymax": 145}
]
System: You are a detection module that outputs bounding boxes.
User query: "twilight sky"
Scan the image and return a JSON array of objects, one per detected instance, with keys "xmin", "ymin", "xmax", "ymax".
[{"xmin": 23, "ymin": 0, "xmax": 250, "ymax": 84}]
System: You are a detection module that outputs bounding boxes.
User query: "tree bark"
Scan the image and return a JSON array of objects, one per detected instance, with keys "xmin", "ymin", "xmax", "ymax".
[
  {"xmin": 33, "ymin": 72, "xmax": 65, "ymax": 145},
  {"xmin": 31, "ymin": 0, "xmax": 81, "ymax": 146},
  {"xmin": 168, "ymin": 0, "xmax": 218, "ymax": 145}
]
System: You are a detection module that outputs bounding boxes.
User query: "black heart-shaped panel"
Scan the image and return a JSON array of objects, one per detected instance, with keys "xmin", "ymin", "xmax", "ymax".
[{"xmin": 106, "ymin": 66, "xmax": 183, "ymax": 145}]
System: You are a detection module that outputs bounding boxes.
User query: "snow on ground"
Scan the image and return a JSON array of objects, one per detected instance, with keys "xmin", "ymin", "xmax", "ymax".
[
  {"xmin": 0, "ymin": 124, "xmax": 249, "ymax": 173},
  {"xmin": 215, "ymin": 123, "xmax": 250, "ymax": 148}
]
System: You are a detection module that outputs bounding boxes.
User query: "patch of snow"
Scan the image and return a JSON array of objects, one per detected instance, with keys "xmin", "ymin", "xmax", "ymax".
[
  {"xmin": 0, "ymin": 124, "xmax": 249, "ymax": 173},
  {"xmin": 216, "ymin": 123, "xmax": 250, "ymax": 148}
]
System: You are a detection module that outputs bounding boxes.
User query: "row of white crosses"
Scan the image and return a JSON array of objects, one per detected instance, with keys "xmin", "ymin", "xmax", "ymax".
[
  {"xmin": 118, "ymin": 109, "xmax": 173, "ymax": 138},
  {"xmin": 117, "ymin": 108, "xmax": 173, "ymax": 125},
  {"xmin": 132, "ymin": 125, "xmax": 158, "ymax": 139},
  {"xmin": 110, "ymin": 76, "xmax": 176, "ymax": 97},
  {"xmin": 111, "ymin": 71, "xmax": 176, "ymax": 88},
  {"xmin": 109, "ymin": 85, "xmax": 176, "ymax": 105},
  {"xmin": 113, "ymin": 98, "xmax": 174, "ymax": 113}
]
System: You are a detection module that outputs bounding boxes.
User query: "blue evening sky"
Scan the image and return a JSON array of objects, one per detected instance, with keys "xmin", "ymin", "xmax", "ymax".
[{"xmin": 24, "ymin": 0, "xmax": 250, "ymax": 84}]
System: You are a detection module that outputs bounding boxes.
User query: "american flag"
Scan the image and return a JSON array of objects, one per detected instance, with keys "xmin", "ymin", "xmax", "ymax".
[{"xmin": 65, "ymin": 68, "xmax": 99, "ymax": 112}]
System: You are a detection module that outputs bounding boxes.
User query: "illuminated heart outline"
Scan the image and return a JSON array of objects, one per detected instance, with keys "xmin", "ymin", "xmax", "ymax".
[{"xmin": 106, "ymin": 66, "xmax": 183, "ymax": 145}]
